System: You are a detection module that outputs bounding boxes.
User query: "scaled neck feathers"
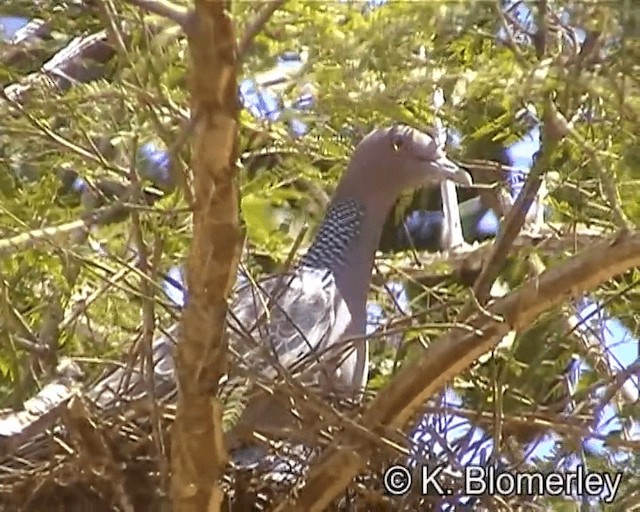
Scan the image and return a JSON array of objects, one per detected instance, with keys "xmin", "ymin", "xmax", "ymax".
[{"xmin": 299, "ymin": 199, "xmax": 365, "ymax": 272}]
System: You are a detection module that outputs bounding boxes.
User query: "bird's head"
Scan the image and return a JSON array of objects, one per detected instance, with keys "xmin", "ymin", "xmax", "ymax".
[{"xmin": 340, "ymin": 125, "xmax": 472, "ymax": 201}]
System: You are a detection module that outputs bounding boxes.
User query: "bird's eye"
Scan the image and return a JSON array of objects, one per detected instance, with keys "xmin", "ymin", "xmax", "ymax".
[{"xmin": 391, "ymin": 135, "xmax": 404, "ymax": 151}]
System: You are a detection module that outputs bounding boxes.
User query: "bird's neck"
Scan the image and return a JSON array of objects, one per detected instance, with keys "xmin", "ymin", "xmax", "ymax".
[
  {"xmin": 299, "ymin": 198, "xmax": 365, "ymax": 272},
  {"xmin": 300, "ymin": 195, "xmax": 394, "ymax": 332}
]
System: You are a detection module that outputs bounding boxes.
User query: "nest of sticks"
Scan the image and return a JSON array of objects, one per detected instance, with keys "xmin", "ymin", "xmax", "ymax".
[{"xmin": 0, "ymin": 346, "xmax": 474, "ymax": 512}]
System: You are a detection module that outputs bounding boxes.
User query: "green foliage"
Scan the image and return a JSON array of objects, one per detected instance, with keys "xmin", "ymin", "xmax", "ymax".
[{"xmin": 0, "ymin": 1, "xmax": 639, "ymax": 507}]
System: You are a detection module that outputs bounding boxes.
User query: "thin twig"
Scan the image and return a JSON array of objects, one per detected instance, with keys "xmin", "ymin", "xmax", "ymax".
[
  {"xmin": 277, "ymin": 228, "xmax": 640, "ymax": 512},
  {"xmin": 127, "ymin": 137, "xmax": 170, "ymax": 495}
]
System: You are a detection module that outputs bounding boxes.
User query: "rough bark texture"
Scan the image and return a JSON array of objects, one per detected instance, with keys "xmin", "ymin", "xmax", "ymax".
[
  {"xmin": 171, "ymin": 2, "xmax": 240, "ymax": 511},
  {"xmin": 280, "ymin": 229, "xmax": 640, "ymax": 512}
]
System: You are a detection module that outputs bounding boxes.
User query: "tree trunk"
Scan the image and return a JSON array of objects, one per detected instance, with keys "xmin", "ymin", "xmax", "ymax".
[{"xmin": 171, "ymin": 2, "xmax": 240, "ymax": 511}]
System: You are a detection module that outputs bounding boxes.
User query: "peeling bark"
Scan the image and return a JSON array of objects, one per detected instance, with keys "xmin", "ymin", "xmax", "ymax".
[
  {"xmin": 280, "ymin": 229, "xmax": 640, "ymax": 512},
  {"xmin": 170, "ymin": 2, "xmax": 240, "ymax": 511}
]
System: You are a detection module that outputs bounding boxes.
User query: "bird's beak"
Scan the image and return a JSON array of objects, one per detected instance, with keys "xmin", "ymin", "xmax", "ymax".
[{"xmin": 431, "ymin": 155, "xmax": 473, "ymax": 187}]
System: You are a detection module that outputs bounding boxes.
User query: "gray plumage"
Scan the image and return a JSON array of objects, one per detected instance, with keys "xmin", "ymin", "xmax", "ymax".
[
  {"xmin": 82, "ymin": 125, "xmax": 473, "ymax": 473},
  {"xmin": 223, "ymin": 125, "xmax": 472, "ymax": 453}
]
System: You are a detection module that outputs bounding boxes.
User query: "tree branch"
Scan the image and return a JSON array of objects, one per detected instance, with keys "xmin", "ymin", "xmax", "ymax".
[
  {"xmin": 170, "ymin": 1, "xmax": 241, "ymax": 511},
  {"xmin": 279, "ymin": 228, "xmax": 640, "ymax": 512},
  {"xmin": 467, "ymin": 99, "xmax": 564, "ymax": 306},
  {"xmin": 124, "ymin": 0, "xmax": 191, "ymax": 29}
]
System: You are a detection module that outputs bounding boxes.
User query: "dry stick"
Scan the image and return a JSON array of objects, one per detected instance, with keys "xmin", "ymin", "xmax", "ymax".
[
  {"xmin": 467, "ymin": 1, "xmax": 549, "ymax": 306},
  {"xmin": 65, "ymin": 397, "xmax": 135, "ymax": 512},
  {"xmin": 275, "ymin": 231, "xmax": 640, "ymax": 511},
  {"xmin": 0, "ymin": 359, "xmax": 84, "ymax": 457},
  {"xmin": 127, "ymin": 138, "xmax": 170, "ymax": 498},
  {"xmin": 464, "ymin": 115, "xmax": 553, "ymax": 309},
  {"xmin": 428, "ymin": 403, "xmax": 640, "ymax": 451},
  {"xmin": 382, "ymin": 224, "xmax": 611, "ymax": 282},
  {"xmin": 0, "ymin": 193, "xmax": 152, "ymax": 258},
  {"xmin": 0, "ymin": 220, "xmax": 88, "ymax": 257}
]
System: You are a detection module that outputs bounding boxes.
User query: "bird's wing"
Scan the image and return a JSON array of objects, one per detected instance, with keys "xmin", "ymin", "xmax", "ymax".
[{"xmin": 226, "ymin": 267, "xmax": 349, "ymax": 387}]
